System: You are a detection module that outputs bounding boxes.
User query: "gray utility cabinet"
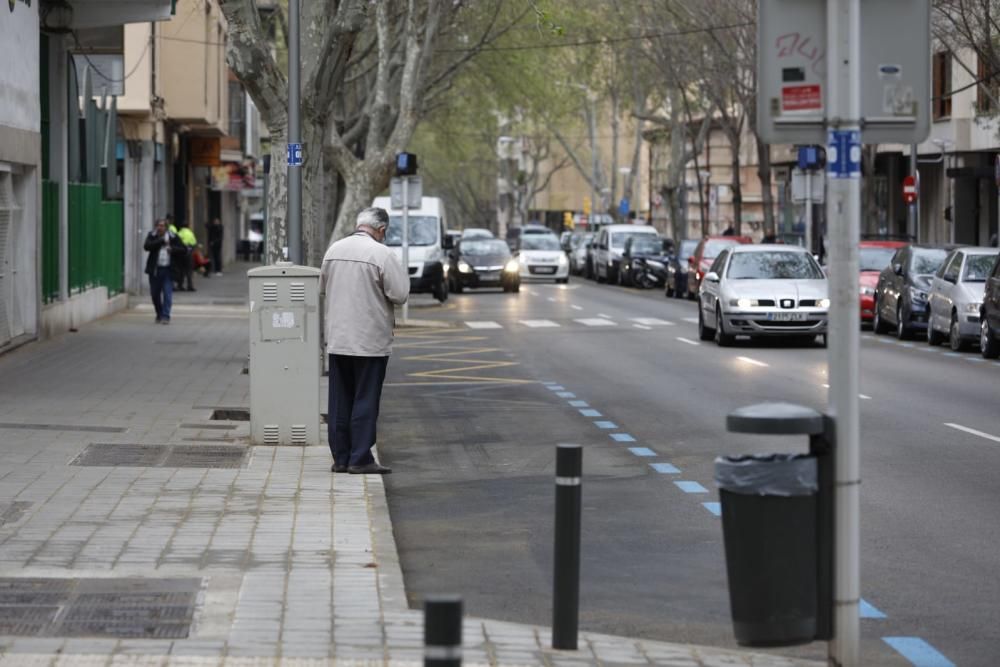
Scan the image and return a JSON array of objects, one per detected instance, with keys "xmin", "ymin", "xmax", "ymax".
[{"xmin": 248, "ymin": 262, "xmax": 321, "ymax": 445}]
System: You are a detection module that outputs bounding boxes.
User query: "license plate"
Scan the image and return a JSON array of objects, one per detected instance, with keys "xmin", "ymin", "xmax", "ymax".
[
  {"xmin": 767, "ymin": 312, "xmax": 808, "ymax": 321},
  {"xmin": 532, "ymin": 266, "xmax": 556, "ymax": 274},
  {"xmin": 480, "ymin": 271, "xmax": 499, "ymax": 281}
]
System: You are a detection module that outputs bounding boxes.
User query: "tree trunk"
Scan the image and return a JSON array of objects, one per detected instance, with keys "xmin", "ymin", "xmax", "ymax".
[
  {"xmin": 265, "ymin": 131, "xmax": 288, "ymax": 264},
  {"xmin": 756, "ymin": 137, "xmax": 775, "ymax": 236},
  {"xmin": 729, "ymin": 129, "xmax": 743, "ymax": 235}
]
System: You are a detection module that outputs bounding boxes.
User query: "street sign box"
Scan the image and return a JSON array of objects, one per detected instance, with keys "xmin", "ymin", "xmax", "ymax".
[
  {"xmin": 902, "ymin": 174, "xmax": 918, "ymax": 204},
  {"xmin": 286, "ymin": 143, "xmax": 303, "ymax": 167},
  {"xmin": 390, "ymin": 176, "xmax": 422, "ymax": 209},
  {"xmin": 827, "ymin": 130, "xmax": 861, "ymax": 179},
  {"xmin": 791, "ymin": 169, "xmax": 826, "ymax": 203},
  {"xmin": 757, "ymin": 0, "xmax": 930, "ymax": 145}
]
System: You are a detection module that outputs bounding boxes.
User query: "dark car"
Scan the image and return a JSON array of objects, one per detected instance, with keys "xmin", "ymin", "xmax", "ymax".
[
  {"xmin": 980, "ymin": 253, "xmax": 1000, "ymax": 358},
  {"xmin": 666, "ymin": 239, "xmax": 698, "ymax": 298},
  {"xmin": 619, "ymin": 235, "xmax": 670, "ymax": 287},
  {"xmin": 872, "ymin": 245, "xmax": 948, "ymax": 339},
  {"xmin": 448, "ymin": 238, "xmax": 520, "ymax": 293},
  {"xmin": 685, "ymin": 235, "xmax": 753, "ymax": 299}
]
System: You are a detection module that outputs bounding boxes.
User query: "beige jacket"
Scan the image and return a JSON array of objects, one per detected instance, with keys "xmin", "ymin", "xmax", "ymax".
[{"xmin": 320, "ymin": 232, "xmax": 409, "ymax": 356}]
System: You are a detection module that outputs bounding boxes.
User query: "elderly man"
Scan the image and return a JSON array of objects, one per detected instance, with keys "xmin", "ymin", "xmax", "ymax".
[{"xmin": 320, "ymin": 207, "xmax": 409, "ymax": 474}]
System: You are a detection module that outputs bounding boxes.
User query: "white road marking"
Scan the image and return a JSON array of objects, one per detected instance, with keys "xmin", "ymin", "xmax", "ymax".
[
  {"xmin": 575, "ymin": 318, "xmax": 616, "ymax": 327},
  {"xmin": 465, "ymin": 321, "xmax": 502, "ymax": 329},
  {"xmin": 683, "ymin": 317, "xmax": 700, "ymax": 324},
  {"xmin": 737, "ymin": 356, "xmax": 769, "ymax": 367},
  {"xmin": 944, "ymin": 422, "xmax": 1000, "ymax": 444},
  {"xmin": 630, "ymin": 317, "xmax": 674, "ymax": 326},
  {"xmin": 570, "ymin": 305, "xmax": 583, "ymax": 311},
  {"xmin": 597, "ymin": 313, "xmax": 612, "ymax": 319},
  {"xmin": 528, "ymin": 291, "xmax": 539, "ymax": 296},
  {"xmin": 676, "ymin": 337, "xmax": 700, "ymax": 346},
  {"xmin": 547, "ymin": 297, "xmax": 556, "ymax": 302},
  {"xmin": 822, "ymin": 383, "xmax": 873, "ymax": 400},
  {"xmin": 520, "ymin": 319, "xmax": 560, "ymax": 328},
  {"xmin": 633, "ymin": 324, "xmax": 652, "ymax": 330}
]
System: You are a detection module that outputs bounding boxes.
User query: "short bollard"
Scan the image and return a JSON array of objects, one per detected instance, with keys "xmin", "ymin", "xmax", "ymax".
[
  {"xmin": 552, "ymin": 443, "xmax": 582, "ymax": 650},
  {"xmin": 424, "ymin": 595, "xmax": 462, "ymax": 667}
]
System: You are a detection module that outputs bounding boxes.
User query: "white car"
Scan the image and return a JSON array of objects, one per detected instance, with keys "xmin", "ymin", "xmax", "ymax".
[
  {"xmin": 927, "ymin": 246, "xmax": 999, "ymax": 350},
  {"xmin": 517, "ymin": 234, "xmax": 569, "ymax": 283},
  {"xmin": 697, "ymin": 245, "xmax": 829, "ymax": 346}
]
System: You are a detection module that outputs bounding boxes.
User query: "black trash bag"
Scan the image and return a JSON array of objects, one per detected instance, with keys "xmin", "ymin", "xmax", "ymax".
[{"xmin": 714, "ymin": 453, "xmax": 817, "ymax": 496}]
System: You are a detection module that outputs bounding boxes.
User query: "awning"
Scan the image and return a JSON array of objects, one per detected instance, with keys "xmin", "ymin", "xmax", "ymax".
[{"xmin": 63, "ymin": 0, "xmax": 174, "ymax": 30}]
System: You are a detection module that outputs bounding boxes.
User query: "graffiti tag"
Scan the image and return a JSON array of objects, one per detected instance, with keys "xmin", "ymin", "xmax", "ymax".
[{"xmin": 775, "ymin": 32, "xmax": 826, "ymax": 77}]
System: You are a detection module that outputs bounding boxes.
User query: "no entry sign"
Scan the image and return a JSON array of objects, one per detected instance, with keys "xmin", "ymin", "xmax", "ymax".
[{"xmin": 902, "ymin": 174, "xmax": 918, "ymax": 204}]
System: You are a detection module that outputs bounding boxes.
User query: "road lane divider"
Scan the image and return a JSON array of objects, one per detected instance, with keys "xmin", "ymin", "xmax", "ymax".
[
  {"xmin": 521, "ymin": 319, "xmax": 560, "ymax": 328},
  {"xmin": 737, "ymin": 356, "xmax": 769, "ymax": 367},
  {"xmin": 676, "ymin": 337, "xmax": 700, "ymax": 346},
  {"xmin": 860, "ymin": 599, "xmax": 886, "ymax": 619},
  {"xmin": 579, "ymin": 409, "xmax": 602, "ymax": 417},
  {"xmin": 882, "ymin": 637, "xmax": 955, "ymax": 667},
  {"xmin": 633, "ymin": 324, "xmax": 652, "ymax": 330},
  {"xmin": 546, "ymin": 385, "xmax": 565, "ymax": 391},
  {"xmin": 598, "ymin": 313, "xmax": 611, "ymax": 318},
  {"xmin": 702, "ymin": 502, "xmax": 722, "ymax": 516},
  {"xmin": 556, "ymin": 391, "xmax": 576, "ymax": 398},
  {"xmin": 610, "ymin": 433, "xmax": 635, "ymax": 442},
  {"xmin": 630, "ymin": 317, "xmax": 675, "ymax": 326},
  {"xmin": 674, "ymin": 481, "xmax": 708, "ymax": 494},
  {"xmin": 570, "ymin": 304, "xmax": 583, "ymax": 310},
  {"xmin": 944, "ymin": 422, "xmax": 1000, "ymax": 444},
  {"xmin": 465, "ymin": 321, "xmax": 503, "ymax": 329},
  {"xmin": 650, "ymin": 463, "xmax": 680, "ymax": 474},
  {"xmin": 575, "ymin": 318, "xmax": 616, "ymax": 327},
  {"xmin": 628, "ymin": 447, "xmax": 657, "ymax": 457},
  {"xmin": 568, "ymin": 400, "xmax": 588, "ymax": 408},
  {"xmin": 593, "ymin": 421, "xmax": 617, "ymax": 429},
  {"xmin": 683, "ymin": 317, "xmax": 700, "ymax": 324}
]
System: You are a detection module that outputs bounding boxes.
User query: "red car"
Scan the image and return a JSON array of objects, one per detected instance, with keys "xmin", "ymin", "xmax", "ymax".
[
  {"xmin": 685, "ymin": 235, "xmax": 753, "ymax": 298},
  {"xmin": 859, "ymin": 240, "xmax": 908, "ymax": 323}
]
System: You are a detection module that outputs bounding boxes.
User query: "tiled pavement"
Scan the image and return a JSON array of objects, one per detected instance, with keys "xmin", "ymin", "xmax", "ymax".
[{"xmin": 0, "ymin": 266, "xmax": 820, "ymax": 666}]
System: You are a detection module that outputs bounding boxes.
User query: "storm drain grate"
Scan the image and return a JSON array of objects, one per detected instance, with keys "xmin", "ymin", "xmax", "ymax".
[
  {"xmin": 71, "ymin": 444, "xmax": 246, "ymax": 469},
  {"xmin": 0, "ymin": 577, "xmax": 200, "ymax": 638},
  {"xmin": 209, "ymin": 408, "xmax": 250, "ymax": 422},
  {"xmin": 0, "ymin": 502, "xmax": 32, "ymax": 527}
]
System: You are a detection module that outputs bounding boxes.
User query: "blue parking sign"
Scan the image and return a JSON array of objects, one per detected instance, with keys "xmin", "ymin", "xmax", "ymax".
[
  {"xmin": 827, "ymin": 130, "xmax": 860, "ymax": 179},
  {"xmin": 287, "ymin": 142, "xmax": 303, "ymax": 167}
]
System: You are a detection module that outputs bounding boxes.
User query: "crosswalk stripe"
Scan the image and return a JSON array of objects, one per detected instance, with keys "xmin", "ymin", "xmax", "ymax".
[
  {"xmin": 575, "ymin": 318, "xmax": 616, "ymax": 327},
  {"xmin": 465, "ymin": 321, "xmax": 503, "ymax": 329},
  {"xmin": 630, "ymin": 317, "xmax": 674, "ymax": 326},
  {"xmin": 520, "ymin": 319, "xmax": 560, "ymax": 328}
]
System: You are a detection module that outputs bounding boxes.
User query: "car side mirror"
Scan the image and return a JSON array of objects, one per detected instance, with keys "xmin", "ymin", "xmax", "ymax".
[
  {"xmin": 704, "ymin": 271, "xmax": 720, "ymax": 283},
  {"xmin": 892, "ymin": 263, "xmax": 903, "ymax": 276}
]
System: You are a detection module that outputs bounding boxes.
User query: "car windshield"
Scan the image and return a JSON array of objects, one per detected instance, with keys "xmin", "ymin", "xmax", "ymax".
[
  {"xmin": 629, "ymin": 236, "xmax": 662, "ymax": 254},
  {"xmin": 727, "ymin": 251, "xmax": 824, "ymax": 280},
  {"xmin": 859, "ymin": 247, "xmax": 897, "ymax": 271},
  {"xmin": 385, "ymin": 216, "xmax": 438, "ymax": 247},
  {"xmin": 610, "ymin": 231, "xmax": 656, "ymax": 249},
  {"xmin": 571, "ymin": 233, "xmax": 593, "ymax": 249},
  {"xmin": 963, "ymin": 253, "xmax": 998, "ymax": 282},
  {"xmin": 909, "ymin": 248, "xmax": 947, "ymax": 275},
  {"xmin": 704, "ymin": 239, "xmax": 739, "ymax": 258},
  {"xmin": 521, "ymin": 235, "xmax": 561, "ymax": 251},
  {"xmin": 461, "ymin": 240, "xmax": 509, "ymax": 257},
  {"xmin": 462, "ymin": 229, "xmax": 492, "ymax": 239},
  {"xmin": 677, "ymin": 240, "xmax": 698, "ymax": 260}
]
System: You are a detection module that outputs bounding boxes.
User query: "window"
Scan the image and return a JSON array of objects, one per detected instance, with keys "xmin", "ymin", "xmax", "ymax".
[
  {"xmin": 933, "ymin": 51, "xmax": 952, "ymax": 120},
  {"xmin": 228, "ymin": 80, "xmax": 244, "ymax": 145},
  {"xmin": 942, "ymin": 252, "xmax": 961, "ymax": 282},
  {"xmin": 977, "ymin": 54, "xmax": 998, "ymax": 115}
]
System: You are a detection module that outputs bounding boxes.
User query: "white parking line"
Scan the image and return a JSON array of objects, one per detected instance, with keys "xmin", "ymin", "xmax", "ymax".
[
  {"xmin": 519, "ymin": 319, "xmax": 560, "ymax": 328},
  {"xmin": 633, "ymin": 324, "xmax": 652, "ymax": 330},
  {"xmin": 676, "ymin": 337, "xmax": 700, "ymax": 346},
  {"xmin": 944, "ymin": 422, "xmax": 1000, "ymax": 444},
  {"xmin": 465, "ymin": 321, "xmax": 503, "ymax": 329},
  {"xmin": 570, "ymin": 305, "xmax": 583, "ymax": 311},
  {"xmin": 630, "ymin": 317, "xmax": 674, "ymax": 326},
  {"xmin": 575, "ymin": 318, "xmax": 616, "ymax": 327},
  {"xmin": 737, "ymin": 356, "xmax": 768, "ymax": 368},
  {"xmin": 683, "ymin": 317, "xmax": 700, "ymax": 324}
]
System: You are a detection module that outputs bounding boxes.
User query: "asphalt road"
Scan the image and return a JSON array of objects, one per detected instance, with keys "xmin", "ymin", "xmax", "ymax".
[{"xmin": 379, "ymin": 275, "xmax": 1000, "ymax": 666}]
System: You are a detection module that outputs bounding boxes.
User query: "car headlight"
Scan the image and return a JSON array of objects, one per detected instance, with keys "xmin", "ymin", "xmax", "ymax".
[
  {"xmin": 558, "ymin": 254, "xmax": 568, "ymax": 266},
  {"xmin": 730, "ymin": 298, "xmax": 756, "ymax": 308},
  {"xmin": 909, "ymin": 286, "xmax": 928, "ymax": 302},
  {"xmin": 504, "ymin": 259, "xmax": 519, "ymax": 273},
  {"xmin": 518, "ymin": 254, "xmax": 528, "ymax": 265},
  {"xmin": 965, "ymin": 302, "xmax": 981, "ymax": 313},
  {"xmin": 859, "ymin": 286, "xmax": 875, "ymax": 296},
  {"xmin": 817, "ymin": 298, "xmax": 830, "ymax": 308},
  {"xmin": 458, "ymin": 261, "xmax": 473, "ymax": 274}
]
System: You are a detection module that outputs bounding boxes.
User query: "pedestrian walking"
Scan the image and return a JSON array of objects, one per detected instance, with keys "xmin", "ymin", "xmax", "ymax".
[
  {"xmin": 143, "ymin": 218, "xmax": 185, "ymax": 324},
  {"xmin": 320, "ymin": 207, "xmax": 409, "ymax": 474},
  {"xmin": 208, "ymin": 217, "xmax": 224, "ymax": 275},
  {"xmin": 176, "ymin": 221, "xmax": 198, "ymax": 291}
]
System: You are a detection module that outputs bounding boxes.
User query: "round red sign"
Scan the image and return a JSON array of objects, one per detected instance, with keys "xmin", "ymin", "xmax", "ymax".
[{"xmin": 902, "ymin": 175, "xmax": 918, "ymax": 205}]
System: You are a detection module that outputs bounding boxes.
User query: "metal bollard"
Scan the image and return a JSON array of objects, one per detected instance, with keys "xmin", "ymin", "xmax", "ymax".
[
  {"xmin": 424, "ymin": 595, "xmax": 462, "ymax": 667},
  {"xmin": 552, "ymin": 443, "xmax": 582, "ymax": 650}
]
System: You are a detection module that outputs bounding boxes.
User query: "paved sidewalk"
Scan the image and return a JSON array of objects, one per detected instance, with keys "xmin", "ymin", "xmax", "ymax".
[{"xmin": 0, "ymin": 268, "xmax": 820, "ymax": 666}]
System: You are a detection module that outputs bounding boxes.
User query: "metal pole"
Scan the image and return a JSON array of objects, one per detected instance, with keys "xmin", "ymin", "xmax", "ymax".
[
  {"xmin": 424, "ymin": 595, "xmax": 462, "ymax": 667},
  {"xmin": 402, "ymin": 177, "xmax": 410, "ymax": 323},
  {"xmin": 552, "ymin": 443, "xmax": 582, "ymax": 650},
  {"xmin": 287, "ymin": 0, "xmax": 302, "ymax": 264},
  {"xmin": 805, "ymin": 170, "xmax": 813, "ymax": 253},
  {"xmin": 908, "ymin": 144, "xmax": 918, "ymax": 240},
  {"xmin": 826, "ymin": 0, "xmax": 861, "ymax": 664}
]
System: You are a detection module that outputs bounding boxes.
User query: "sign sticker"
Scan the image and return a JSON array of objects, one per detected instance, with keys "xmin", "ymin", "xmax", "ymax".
[
  {"xmin": 782, "ymin": 84, "xmax": 822, "ymax": 112},
  {"xmin": 272, "ymin": 311, "xmax": 296, "ymax": 329}
]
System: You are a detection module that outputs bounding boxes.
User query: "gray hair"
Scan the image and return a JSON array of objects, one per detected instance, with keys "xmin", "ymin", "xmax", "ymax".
[{"xmin": 356, "ymin": 207, "xmax": 389, "ymax": 231}]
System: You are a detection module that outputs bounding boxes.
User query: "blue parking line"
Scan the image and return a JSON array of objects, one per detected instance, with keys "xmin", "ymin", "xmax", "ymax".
[
  {"xmin": 547, "ymin": 385, "xmax": 566, "ymax": 391},
  {"xmin": 593, "ymin": 421, "xmax": 617, "ymax": 429},
  {"xmin": 860, "ymin": 599, "xmax": 886, "ymax": 619},
  {"xmin": 650, "ymin": 462, "xmax": 680, "ymax": 474},
  {"xmin": 556, "ymin": 391, "xmax": 576, "ymax": 398},
  {"xmin": 966, "ymin": 357, "xmax": 984, "ymax": 363},
  {"xmin": 610, "ymin": 433, "xmax": 635, "ymax": 442},
  {"xmin": 674, "ymin": 480, "xmax": 708, "ymax": 494},
  {"xmin": 568, "ymin": 400, "xmax": 589, "ymax": 408},
  {"xmin": 898, "ymin": 342, "xmax": 915, "ymax": 348},
  {"xmin": 628, "ymin": 447, "xmax": 656, "ymax": 457},
  {"xmin": 579, "ymin": 409, "xmax": 602, "ymax": 417},
  {"xmin": 882, "ymin": 637, "xmax": 955, "ymax": 667},
  {"xmin": 702, "ymin": 502, "xmax": 721, "ymax": 516}
]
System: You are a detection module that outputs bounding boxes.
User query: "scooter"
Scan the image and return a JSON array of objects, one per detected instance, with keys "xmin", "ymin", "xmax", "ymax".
[{"xmin": 632, "ymin": 257, "xmax": 668, "ymax": 289}]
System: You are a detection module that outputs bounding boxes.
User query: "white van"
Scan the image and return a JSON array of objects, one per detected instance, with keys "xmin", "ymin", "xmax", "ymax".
[{"xmin": 371, "ymin": 195, "xmax": 452, "ymax": 302}]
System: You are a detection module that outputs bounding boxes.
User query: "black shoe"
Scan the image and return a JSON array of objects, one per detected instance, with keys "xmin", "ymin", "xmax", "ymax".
[
  {"xmin": 331, "ymin": 463, "xmax": 348, "ymax": 473},
  {"xmin": 348, "ymin": 463, "xmax": 391, "ymax": 475}
]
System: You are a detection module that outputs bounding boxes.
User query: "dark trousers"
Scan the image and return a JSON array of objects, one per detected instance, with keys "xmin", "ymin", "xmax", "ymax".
[
  {"xmin": 210, "ymin": 242, "xmax": 223, "ymax": 273},
  {"xmin": 149, "ymin": 266, "xmax": 173, "ymax": 320},
  {"xmin": 181, "ymin": 250, "xmax": 194, "ymax": 289},
  {"xmin": 328, "ymin": 354, "xmax": 389, "ymax": 467}
]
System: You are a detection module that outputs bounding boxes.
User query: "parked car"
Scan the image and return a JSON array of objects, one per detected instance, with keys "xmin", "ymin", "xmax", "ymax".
[
  {"xmin": 619, "ymin": 235, "xmax": 669, "ymax": 287},
  {"xmin": 926, "ymin": 247, "xmax": 999, "ymax": 350},
  {"xmin": 516, "ymin": 233, "xmax": 569, "ymax": 283},
  {"xmin": 697, "ymin": 244, "xmax": 829, "ymax": 346},
  {"xmin": 686, "ymin": 235, "xmax": 753, "ymax": 299},
  {"xmin": 980, "ymin": 253, "xmax": 1000, "ymax": 358},
  {"xmin": 666, "ymin": 239, "xmax": 698, "ymax": 298},
  {"xmin": 461, "ymin": 227, "xmax": 494, "ymax": 240},
  {"xmin": 592, "ymin": 224, "xmax": 660, "ymax": 283},
  {"xmin": 872, "ymin": 245, "xmax": 948, "ymax": 338},
  {"xmin": 569, "ymin": 232, "xmax": 593, "ymax": 275},
  {"xmin": 859, "ymin": 240, "xmax": 907, "ymax": 325},
  {"xmin": 448, "ymin": 238, "xmax": 520, "ymax": 293}
]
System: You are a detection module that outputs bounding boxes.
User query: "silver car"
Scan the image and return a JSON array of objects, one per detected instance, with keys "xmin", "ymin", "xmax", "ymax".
[
  {"xmin": 927, "ymin": 247, "xmax": 1000, "ymax": 351},
  {"xmin": 697, "ymin": 245, "xmax": 829, "ymax": 347}
]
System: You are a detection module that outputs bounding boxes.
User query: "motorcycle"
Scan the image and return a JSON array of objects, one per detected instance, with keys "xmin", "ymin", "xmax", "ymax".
[{"xmin": 632, "ymin": 257, "xmax": 668, "ymax": 289}]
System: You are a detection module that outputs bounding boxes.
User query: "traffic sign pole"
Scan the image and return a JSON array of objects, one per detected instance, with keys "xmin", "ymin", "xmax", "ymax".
[
  {"xmin": 826, "ymin": 0, "xmax": 861, "ymax": 664},
  {"xmin": 286, "ymin": 0, "xmax": 302, "ymax": 265},
  {"xmin": 402, "ymin": 177, "xmax": 409, "ymax": 323}
]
